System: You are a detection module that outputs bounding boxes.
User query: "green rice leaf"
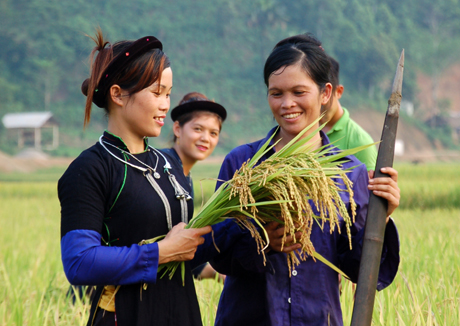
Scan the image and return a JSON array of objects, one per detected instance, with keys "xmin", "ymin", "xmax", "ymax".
[
  {"xmin": 312, "ymin": 251, "xmax": 350, "ymax": 280},
  {"xmin": 181, "ymin": 262, "xmax": 185, "ymax": 286},
  {"xmin": 149, "ymin": 120, "xmax": 360, "ymax": 283},
  {"xmin": 247, "ymin": 127, "xmax": 280, "ymax": 168}
]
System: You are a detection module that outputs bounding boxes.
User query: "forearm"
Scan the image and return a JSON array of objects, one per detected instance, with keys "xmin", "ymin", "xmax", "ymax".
[{"xmin": 61, "ymin": 229, "xmax": 159, "ymax": 286}]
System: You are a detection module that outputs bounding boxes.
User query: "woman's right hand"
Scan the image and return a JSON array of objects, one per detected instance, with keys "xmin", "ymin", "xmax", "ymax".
[
  {"xmin": 265, "ymin": 222, "xmax": 302, "ymax": 253},
  {"xmin": 157, "ymin": 223, "xmax": 212, "ymax": 264}
]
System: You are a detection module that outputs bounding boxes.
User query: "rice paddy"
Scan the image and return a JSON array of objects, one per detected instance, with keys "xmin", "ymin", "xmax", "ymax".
[{"xmin": 0, "ymin": 162, "xmax": 459, "ymax": 325}]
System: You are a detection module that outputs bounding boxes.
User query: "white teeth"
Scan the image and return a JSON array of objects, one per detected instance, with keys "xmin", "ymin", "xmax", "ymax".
[
  {"xmin": 283, "ymin": 113, "xmax": 301, "ymax": 119},
  {"xmin": 154, "ymin": 117, "xmax": 164, "ymax": 122}
]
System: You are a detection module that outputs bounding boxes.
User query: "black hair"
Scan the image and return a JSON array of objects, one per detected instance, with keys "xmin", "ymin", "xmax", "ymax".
[
  {"xmin": 264, "ymin": 36, "xmax": 331, "ymax": 91},
  {"xmin": 82, "ymin": 30, "xmax": 170, "ymax": 126},
  {"xmin": 274, "ymin": 33, "xmax": 322, "ymax": 49},
  {"xmin": 110, "ymin": 41, "xmax": 170, "ymax": 96},
  {"xmin": 328, "ymin": 56, "xmax": 340, "ymax": 88}
]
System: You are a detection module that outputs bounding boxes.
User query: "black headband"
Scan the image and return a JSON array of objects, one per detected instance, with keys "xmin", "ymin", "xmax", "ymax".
[
  {"xmin": 92, "ymin": 36, "xmax": 163, "ymax": 108},
  {"xmin": 171, "ymin": 100, "xmax": 227, "ymax": 122}
]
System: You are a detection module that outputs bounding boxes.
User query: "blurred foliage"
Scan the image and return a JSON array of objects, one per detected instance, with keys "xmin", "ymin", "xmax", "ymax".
[{"xmin": 1, "ymin": 0, "xmax": 460, "ymax": 153}]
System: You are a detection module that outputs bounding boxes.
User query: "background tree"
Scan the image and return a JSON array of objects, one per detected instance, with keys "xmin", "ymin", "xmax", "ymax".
[{"xmin": 1, "ymin": 0, "xmax": 459, "ymax": 153}]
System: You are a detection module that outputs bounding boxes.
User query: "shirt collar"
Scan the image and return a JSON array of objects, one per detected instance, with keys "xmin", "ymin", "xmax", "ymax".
[
  {"xmin": 101, "ymin": 130, "xmax": 149, "ymax": 153},
  {"xmin": 162, "ymin": 147, "xmax": 183, "ymax": 166},
  {"xmin": 255, "ymin": 126, "xmax": 279, "ymax": 154},
  {"xmin": 328, "ymin": 107, "xmax": 349, "ymax": 133},
  {"xmin": 256, "ymin": 126, "xmax": 334, "ymax": 157},
  {"xmin": 168, "ymin": 148, "xmax": 182, "ymax": 164}
]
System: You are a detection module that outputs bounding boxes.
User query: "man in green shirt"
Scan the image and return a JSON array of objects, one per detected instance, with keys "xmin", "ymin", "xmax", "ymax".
[{"xmin": 321, "ymin": 57, "xmax": 377, "ymax": 171}]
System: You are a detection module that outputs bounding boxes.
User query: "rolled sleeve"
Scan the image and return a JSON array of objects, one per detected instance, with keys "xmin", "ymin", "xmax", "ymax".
[
  {"xmin": 377, "ymin": 217, "xmax": 400, "ymax": 290},
  {"xmin": 337, "ymin": 217, "xmax": 400, "ymax": 290}
]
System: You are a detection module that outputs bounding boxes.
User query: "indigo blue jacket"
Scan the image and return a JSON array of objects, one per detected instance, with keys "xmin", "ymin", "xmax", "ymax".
[{"xmin": 211, "ymin": 128, "xmax": 400, "ymax": 326}]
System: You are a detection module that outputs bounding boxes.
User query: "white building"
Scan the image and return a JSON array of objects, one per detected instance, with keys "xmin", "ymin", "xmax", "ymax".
[{"xmin": 2, "ymin": 112, "xmax": 59, "ymax": 149}]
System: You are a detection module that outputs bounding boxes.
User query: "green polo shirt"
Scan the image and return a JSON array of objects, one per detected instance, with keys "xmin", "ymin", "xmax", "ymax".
[{"xmin": 326, "ymin": 108, "xmax": 377, "ymax": 171}]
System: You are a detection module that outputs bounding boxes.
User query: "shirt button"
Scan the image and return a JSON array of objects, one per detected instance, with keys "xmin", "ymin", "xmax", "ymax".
[
  {"xmin": 292, "ymin": 270, "xmax": 298, "ymax": 276},
  {"xmin": 288, "ymin": 297, "xmax": 291, "ymax": 304}
]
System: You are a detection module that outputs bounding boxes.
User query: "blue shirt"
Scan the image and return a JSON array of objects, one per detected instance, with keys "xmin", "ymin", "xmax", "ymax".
[{"xmin": 211, "ymin": 128, "xmax": 400, "ymax": 326}]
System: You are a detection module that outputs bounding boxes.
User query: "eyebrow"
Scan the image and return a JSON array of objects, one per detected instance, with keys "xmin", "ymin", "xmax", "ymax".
[
  {"xmin": 193, "ymin": 123, "xmax": 220, "ymax": 131},
  {"xmin": 153, "ymin": 83, "xmax": 173, "ymax": 90},
  {"xmin": 268, "ymin": 85, "xmax": 310, "ymax": 92}
]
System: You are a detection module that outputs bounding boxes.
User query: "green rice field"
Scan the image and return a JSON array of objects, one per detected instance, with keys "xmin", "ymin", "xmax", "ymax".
[{"xmin": 0, "ymin": 162, "xmax": 459, "ymax": 325}]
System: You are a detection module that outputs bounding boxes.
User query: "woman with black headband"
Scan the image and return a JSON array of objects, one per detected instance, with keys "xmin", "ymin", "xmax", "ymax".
[
  {"xmin": 58, "ymin": 31, "xmax": 236, "ymax": 326},
  {"xmin": 163, "ymin": 92, "xmax": 226, "ymax": 199},
  {"xmin": 162, "ymin": 92, "xmax": 227, "ymax": 281}
]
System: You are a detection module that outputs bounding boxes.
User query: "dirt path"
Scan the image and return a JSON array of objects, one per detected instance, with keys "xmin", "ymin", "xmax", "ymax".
[{"xmin": 0, "ymin": 150, "xmax": 73, "ymax": 173}]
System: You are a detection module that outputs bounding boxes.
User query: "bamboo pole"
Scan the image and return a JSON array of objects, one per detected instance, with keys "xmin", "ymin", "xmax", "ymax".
[{"xmin": 350, "ymin": 49, "xmax": 404, "ymax": 326}]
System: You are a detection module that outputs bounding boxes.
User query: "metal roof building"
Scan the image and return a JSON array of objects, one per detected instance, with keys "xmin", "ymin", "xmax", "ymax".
[{"xmin": 2, "ymin": 112, "xmax": 59, "ymax": 149}]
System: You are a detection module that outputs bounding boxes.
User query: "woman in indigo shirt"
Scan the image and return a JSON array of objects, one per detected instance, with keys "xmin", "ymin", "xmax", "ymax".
[{"xmin": 211, "ymin": 34, "xmax": 400, "ymax": 326}]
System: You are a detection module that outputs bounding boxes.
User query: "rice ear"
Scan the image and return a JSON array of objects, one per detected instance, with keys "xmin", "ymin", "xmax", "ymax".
[{"xmin": 147, "ymin": 122, "xmax": 359, "ymax": 282}]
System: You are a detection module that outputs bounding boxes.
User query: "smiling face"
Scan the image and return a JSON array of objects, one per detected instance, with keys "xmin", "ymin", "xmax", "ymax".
[
  {"xmin": 267, "ymin": 64, "xmax": 331, "ymax": 146},
  {"xmin": 173, "ymin": 112, "xmax": 221, "ymax": 165},
  {"xmin": 118, "ymin": 67, "xmax": 173, "ymax": 140}
]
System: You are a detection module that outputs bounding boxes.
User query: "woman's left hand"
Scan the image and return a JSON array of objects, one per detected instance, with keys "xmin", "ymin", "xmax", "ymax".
[{"xmin": 368, "ymin": 167, "xmax": 400, "ymax": 222}]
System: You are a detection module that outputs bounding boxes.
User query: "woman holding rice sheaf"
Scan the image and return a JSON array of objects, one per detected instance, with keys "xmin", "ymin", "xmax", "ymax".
[
  {"xmin": 210, "ymin": 34, "xmax": 401, "ymax": 326},
  {"xmin": 58, "ymin": 31, "xmax": 238, "ymax": 326}
]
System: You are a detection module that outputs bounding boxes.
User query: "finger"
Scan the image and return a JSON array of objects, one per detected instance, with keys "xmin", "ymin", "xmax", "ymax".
[
  {"xmin": 369, "ymin": 179, "xmax": 400, "ymax": 199},
  {"xmin": 368, "ymin": 170, "xmax": 374, "ymax": 179},
  {"xmin": 269, "ymin": 241, "xmax": 288, "ymax": 252},
  {"xmin": 281, "ymin": 243, "xmax": 302, "ymax": 253},
  {"xmin": 370, "ymin": 180, "xmax": 399, "ymax": 190},
  {"xmin": 381, "ymin": 167, "xmax": 398, "ymax": 182},
  {"xmin": 369, "ymin": 183, "xmax": 400, "ymax": 198},
  {"xmin": 371, "ymin": 189, "xmax": 399, "ymax": 205},
  {"xmin": 294, "ymin": 231, "xmax": 303, "ymax": 240},
  {"xmin": 282, "ymin": 234, "xmax": 297, "ymax": 244},
  {"xmin": 195, "ymin": 226, "xmax": 212, "ymax": 236},
  {"xmin": 369, "ymin": 176, "xmax": 398, "ymax": 187},
  {"xmin": 181, "ymin": 251, "xmax": 197, "ymax": 261},
  {"xmin": 269, "ymin": 237, "xmax": 287, "ymax": 249},
  {"xmin": 171, "ymin": 222, "xmax": 186, "ymax": 232},
  {"xmin": 175, "ymin": 247, "xmax": 198, "ymax": 261},
  {"xmin": 273, "ymin": 230, "xmax": 303, "ymax": 243},
  {"xmin": 274, "ymin": 227, "xmax": 287, "ymax": 238},
  {"xmin": 265, "ymin": 221, "xmax": 281, "ymax": 231},
  {"xmin": 267, "ymin": 225, "xmax": 286, "ymax": 239}
]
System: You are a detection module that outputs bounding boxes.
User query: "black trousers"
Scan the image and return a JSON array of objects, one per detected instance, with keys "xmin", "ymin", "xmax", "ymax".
[{"xmin": 93, "ymin": 308, "xmax": 116, "ymax": 326}]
